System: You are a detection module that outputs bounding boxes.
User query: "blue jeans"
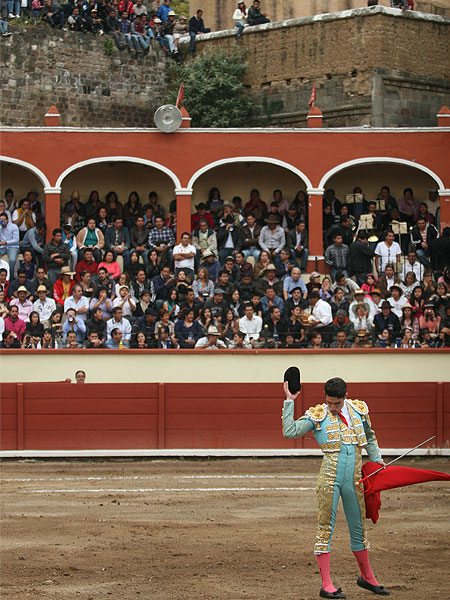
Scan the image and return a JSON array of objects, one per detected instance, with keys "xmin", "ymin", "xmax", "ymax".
[
  {"xmin": 8, "ymin": 0, "xmax": 20, "ymax": 15},
  {"xmin": 155, "ymin": 34, "xmax": 169, "ymax": 51},
  {"xmin": 189, "ymin": 28, "xmax": 210, "ymax": 54},
  {"xmin": 235, "ymin": 21, "xmax": 244, "ymax": 37},
  {"xmin": 133, "ymin": 33, "xmax": 151, "ymax": 51},
  {"xmin": 330, "ymin": 267, "xmax": 348, "ymax": 281},
  {"xmin": 0, "ymin": 246, "xmax": 19, "ymax": 272},
  {"xmin": 47, "ymin": 267, "xmax": 61, "ymax": 286},
  {"xmin": 291, "ymin": 248, "xmax": 309, "ymax": 271},
  {"xmin": 0, "ymin": 19, "xmax": 8, "ymax": 33},
  {"xmin": 243, "ymin": 247, "xmax": 261, "ymax": 261},
  {"xmin": 416, "ymin": 248, "xmax": 432, "ymax": 269},
  {"xmin": 165, "ymin": 33, "xmax": 175, "ymax": 52},
  {"xmin": 219, "ymin": 248, "xmax": 234, "ymax": 265}
]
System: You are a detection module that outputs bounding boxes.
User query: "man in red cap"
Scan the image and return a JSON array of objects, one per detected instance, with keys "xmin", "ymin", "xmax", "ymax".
[{"xmin": 283, "ymin": 377, "xmax": 389, "ymax": 599}]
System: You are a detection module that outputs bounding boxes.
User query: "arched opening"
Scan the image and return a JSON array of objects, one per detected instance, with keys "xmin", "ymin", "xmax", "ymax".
[
  {"xmin": 0, "ymin": 160, "xmax": 47, "ymax": 212},
  {"xmin": 190, "ymin": 159, "xmax": 310, "ymax": 213},
  {"xmin": 59, "ymin": 160, "xmax": 178, "ymax": 217},
  {"xmin": 320, "ymin": 159, "xmax": 442, "ymax": 218}
]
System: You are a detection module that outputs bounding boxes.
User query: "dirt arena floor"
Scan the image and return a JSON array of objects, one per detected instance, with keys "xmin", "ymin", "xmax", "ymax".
[{"xmin": 1, "ymin": 457, "xmax": 449, "ymax": 600}]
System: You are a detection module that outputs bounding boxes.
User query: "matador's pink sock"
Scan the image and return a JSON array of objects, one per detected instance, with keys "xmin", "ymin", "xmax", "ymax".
[
  {"xmin": 353, "ymin": 549, "xmax": 378, "ymax": 586},
  {"xmin": 316, "ymin": 552, "xmax": 337, "ymax": 593}
]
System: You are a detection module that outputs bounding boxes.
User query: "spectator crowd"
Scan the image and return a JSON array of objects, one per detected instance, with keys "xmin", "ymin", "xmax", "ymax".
[{"xmin": 0, "ymin": 183, "xmax": 449, "ymax": 351}]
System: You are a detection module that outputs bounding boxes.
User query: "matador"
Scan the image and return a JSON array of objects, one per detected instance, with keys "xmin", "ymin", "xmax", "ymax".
[{"xmin": 282, "ymin": 376, "xmax": 390, "ymax": 599}]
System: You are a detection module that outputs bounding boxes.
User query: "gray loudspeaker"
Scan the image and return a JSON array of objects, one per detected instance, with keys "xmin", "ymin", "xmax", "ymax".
[{"xmin": 154, "ymin": 105, "xmax": 183, "ymax": 133}]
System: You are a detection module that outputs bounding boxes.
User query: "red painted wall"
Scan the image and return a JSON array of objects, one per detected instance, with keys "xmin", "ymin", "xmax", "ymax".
[{"xmin": 1, "ymin": 382, "xmax": 448, "ymax": 451}]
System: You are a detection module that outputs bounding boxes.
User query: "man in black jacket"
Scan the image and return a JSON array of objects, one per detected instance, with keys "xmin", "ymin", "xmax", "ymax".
[
  {"xmin": 349, "ymin": 230, "xmax": 375, "ymax": 286},
  {"xmin": 247, "ymin": 0, "xmax": 270, "ymax": 25},
  {"xmin": 373, "ymin": 301, "xmax": 401, "ymax": 343},
  {"xmin": 410, "ymin": 217, "xmax": 439, "ymax": 269},
  {"xmin": 217, "ymin": 216, "xmax": 243, "ymax": 265},
  {"xmin": 188, "ymin": 9, "xmax": 210, "ymax": 54}
]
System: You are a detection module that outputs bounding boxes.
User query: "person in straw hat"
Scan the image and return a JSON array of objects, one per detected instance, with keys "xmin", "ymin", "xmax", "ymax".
[
  {"xmin": 53, "ymin": 265, "xmax": 75, "ymax": 306},
  {"xmin": 33, "ymin": 284, "xmax": 56, "ymax": 322},
  {"xmin": 64, "ymin": 190, "xmax": 86, "ymax": 219},
  {"xmin": 350, "ymin": 300, "xmax": 373, "ymax": 334},
  {"xmin": 194, "ymin": 324, "xmax": 227, "ymax": 349}
]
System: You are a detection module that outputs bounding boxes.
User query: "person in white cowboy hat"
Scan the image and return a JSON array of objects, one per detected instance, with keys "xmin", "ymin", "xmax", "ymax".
[
  {"xmin": 194, "ymin": 324, "xmax": 227, "ymax": 349},
  {"xmin": 162, "ymin": 9, "xmax": 177, "ymax": 53},
  {"xmin": 349, "ymin": 299, "xmax": 373, "ymax": 334},
  {"xmin": 349, "ymin": 288, "xmax": 376, "ymax": 321},
  {"xmin": 64, "ymin": 190, "xmax": 86, "ymax": 219},
  {"xmin": 258, "ymin": 214, "xmax": 285, "ymax": 260},
  {"xmin": 33, "ymin": 284, "xmax": 56, "ymax": 322},
  {"xmin": 9, "ymin": 285, "xmax": 33, "ymax": 322}
]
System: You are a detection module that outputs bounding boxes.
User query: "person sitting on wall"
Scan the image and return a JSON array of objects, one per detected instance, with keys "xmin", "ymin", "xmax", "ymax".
[
  {"xmin": 247, "ymin": 0, "xmax": 269, "ymax": 26},
  {"xmin": 188, "ymin": 8, "xmax": 210, "ymax": 55},
  {"xmin": 233, "ymin": 1, "xmax": 248, "ymax": 38}
]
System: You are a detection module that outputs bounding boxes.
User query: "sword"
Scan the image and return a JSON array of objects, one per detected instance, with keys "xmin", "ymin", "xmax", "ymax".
[{"xmin": 358, "ymin": 435, "xmax": 436, "ymax": 489}]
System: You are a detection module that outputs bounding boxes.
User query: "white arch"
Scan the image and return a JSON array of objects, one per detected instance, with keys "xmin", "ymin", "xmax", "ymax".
[
  {"xmin": 319, "ymin": 157, "xmax": 445, "ymax": 191},
  {"xmin": 55, "ymin": 156, "xmax": 182, "ymax": 190},
  {"xmin": 0, "ymin": 156, "xmax": 52, "ymax": 190},
  {"xmin": 187, "ymin": 157, "xmax": 313, "ymax": 190}
]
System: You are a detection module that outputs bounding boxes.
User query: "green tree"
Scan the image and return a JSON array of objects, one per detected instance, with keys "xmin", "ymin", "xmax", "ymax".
[
  {"xmin": 170, "ymin": 0, "xmax": 189, "ymax": 17},
  {"xmin": 166, "ymin": 48, "xmax": 259, "ymax": 127}
]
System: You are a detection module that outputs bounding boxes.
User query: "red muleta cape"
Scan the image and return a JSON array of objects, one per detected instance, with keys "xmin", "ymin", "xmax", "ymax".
[{"xmin": 361, "ymin": 461, "xmax": 450, "ymax": 524}]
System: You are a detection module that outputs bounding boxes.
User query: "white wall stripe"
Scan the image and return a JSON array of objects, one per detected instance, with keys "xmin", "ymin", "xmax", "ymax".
[
  {"xmin": 26, "ymin": 486, "xmax": 315, "ymax": 494},
  {"xmin": 2, "ymin": 474, "xmax": 315, "ymax": 482}
]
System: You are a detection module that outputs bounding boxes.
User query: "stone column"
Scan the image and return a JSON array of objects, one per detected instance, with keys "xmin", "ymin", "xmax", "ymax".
[
  {"xmin": 307, "ymin": 189, "xmax": 325, "ymax": 272},
  {"xmin": 44, "ymin": 189, "xmax": 61, "ymax": 242},
  {"xmin": 439, "ymin": 189, "xmax": 450, "ymax": 232},
  {"xmin": 175, "ymin": 190, "xmax": 192, "ymax": 243}
]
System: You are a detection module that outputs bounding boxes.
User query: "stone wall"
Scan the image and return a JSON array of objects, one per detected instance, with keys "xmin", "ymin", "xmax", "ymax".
[
  {"xmin": 189, "ymin": 6, "xmax": 450, "ymax": 127},
  {"xmin": 0, "ymin": 26, "xmax": 170, "ymax": 127}
]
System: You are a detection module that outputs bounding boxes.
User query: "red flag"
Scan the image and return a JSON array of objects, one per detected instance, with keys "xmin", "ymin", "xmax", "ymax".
[
  {"xmin": 175, "ymin": 83, "xmax": 184, "ymax": 108},
  {"xmin": 361, "ymin": 461, "xmax": 450, "ymax": 524},
  {"xmin": 309, "ymin": 83, "xmax": 316, "ymax": 108}
]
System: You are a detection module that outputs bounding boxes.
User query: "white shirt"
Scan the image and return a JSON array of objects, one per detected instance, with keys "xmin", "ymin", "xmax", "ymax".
[
  {"xmin": 312, "ymin": 299, "xmax": 332, "ymax": 327},
  {"xmin": 0, "ymin": 317, "xmax": 4, "ymax": 341},
  {"xmin": 64, "ymin": 295, "xmax": 90, "ymax": 321},
  {"xmin": 195, "ymin": 336, "xmax": 227, "ymax": 349},
  {"xmin": 33, "ymin": 297, "xmax": 56, "ymax": 322},
  {"xmin": 375, "ymin": 241, "xmax": 402, "ymax": 272},
  {"xmin": 239, "ymin": 314, "xmax": 263, "ymax": 342},
  {"xmin": 12, "ymin": 208, "xmax": 36, "ymax": 232},
  {"xmin": 173, "ymin": 242, "xmax": 196, "ymax": 270},
  {"xmin": 106, "ymin": 317, "xmax": 132, "ymax": 341},
  {"xmin": 400, "ymin": 260, "xmax": 424, "ymax": 283},
  {"xmin": 388, "ymin": 295, "xmax": 407, "ymax": 318},
  {"xmin": 113, "ymin": 296, "xmax": 134, "ymax": 317}
]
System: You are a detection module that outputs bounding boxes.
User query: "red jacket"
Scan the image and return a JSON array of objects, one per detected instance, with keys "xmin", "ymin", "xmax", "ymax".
[
  {"xmin": 53, "ymin": 278, "xmax": 75, "ymax": 306},
  {"xmin": 75, "ymin": 259, "xmax": 99, "ymax": 282},
  {"xmin": 118, "ymin": 0, "xmax": 134, "ymax": 14}
]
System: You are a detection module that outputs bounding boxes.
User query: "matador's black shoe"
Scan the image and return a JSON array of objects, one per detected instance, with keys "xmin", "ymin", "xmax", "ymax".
[
  {"xmin": 357, "ymin": 576, "xmax": 390, "ymax": 595},
  {"xmin": 319, "ymin": 588, "xmax": 346, "ymax": 599}
]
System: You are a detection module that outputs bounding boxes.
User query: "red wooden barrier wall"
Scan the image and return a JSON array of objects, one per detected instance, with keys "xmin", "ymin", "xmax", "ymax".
[{"xmin": 0, "ymin": 382, "xmax": 448, "ymax": 451}]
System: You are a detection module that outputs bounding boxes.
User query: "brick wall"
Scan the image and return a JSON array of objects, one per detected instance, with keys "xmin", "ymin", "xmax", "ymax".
[
  {"xmin": 190, "ymin": 7, "xmax": 450, "ymax": 127},
  {"xmin": 0, "ymin": 27, "xmax": 170, "ymax": 127},
  {"xmin": 195, "ymin": 0, "xmax": 450, "ymax": 31}
]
